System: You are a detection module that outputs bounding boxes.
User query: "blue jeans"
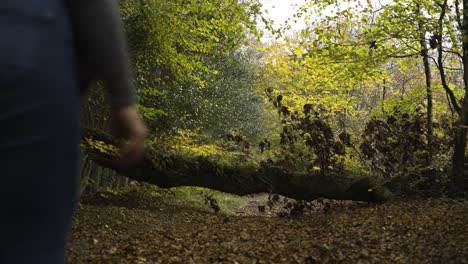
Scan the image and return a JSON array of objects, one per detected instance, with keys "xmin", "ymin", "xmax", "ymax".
[{"xmin": 0, "ymin": 1, "xmax": 80, "ymax": 263}]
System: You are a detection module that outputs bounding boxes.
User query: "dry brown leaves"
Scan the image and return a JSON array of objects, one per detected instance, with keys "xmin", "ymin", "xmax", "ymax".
[{"xmin": 68, "ymin": 196, "xmax": 468, "ymax": 264}]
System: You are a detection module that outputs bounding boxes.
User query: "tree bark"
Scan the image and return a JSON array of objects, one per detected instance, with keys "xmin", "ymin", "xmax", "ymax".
[
  {"xmin": 450, "ymin": 0, "xmax": 468, "ymax": 195},
  {"xmin": 418, "ymin": 15, "xmax": 433, "ymax": 159}
]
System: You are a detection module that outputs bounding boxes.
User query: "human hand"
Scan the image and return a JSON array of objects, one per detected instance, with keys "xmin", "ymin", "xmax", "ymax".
[{"xmin": 111, "ymin": 104, "xmax": 148, "ymax": 167}]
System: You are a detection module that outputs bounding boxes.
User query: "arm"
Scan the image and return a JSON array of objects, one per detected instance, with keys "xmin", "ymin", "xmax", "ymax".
[
  {"xmin": 67, "ymin": 0, "xmax": 135, "ymax": 107},
  {"xmin": 68, "ymin": 0, "xmax": 147, "ymax": 165}
]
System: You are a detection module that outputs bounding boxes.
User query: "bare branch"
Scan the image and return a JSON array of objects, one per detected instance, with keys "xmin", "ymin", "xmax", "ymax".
[
  {"xmin": 387, "ymin": 53, "xmax": 419, "ymax": 58},
  {"xmin": 433, "ymin": 0, "xmax": 461, "ymax": 115},
  {"xmin": 443, "ymin": 66, "xmax": 463, "ymax": 71},
  {"xmin": 442, "ymin": 49, "xmax": 463, "ymax": 60},
  {"xmin": 429, "ymin": 56, "xmax": 439, "ymax": 67}
]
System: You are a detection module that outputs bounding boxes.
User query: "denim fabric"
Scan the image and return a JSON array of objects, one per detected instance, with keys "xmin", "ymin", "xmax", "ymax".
[{"xmin": 0, "ymin": 1, "xmax": 80, "ymax": 263}]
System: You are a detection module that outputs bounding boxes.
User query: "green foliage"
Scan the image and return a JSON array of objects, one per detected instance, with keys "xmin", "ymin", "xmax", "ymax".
[
  {"xmin": 156, "ymin": 51, "xmax": 271, "ymax": 138},
  {"xmin": 119, "ymin": 0, "xmax": 264, "ymax": 133},
  {"xmin": 78, "ymin": 0, "xmax": 466, "ymax": 199},
  {"xmin": 145, "ymin": 129, "xmax": 259, "ymax": 172},
  {"xmin": 121, "ymin": 0, "xmax": 261, "ymax": 86},
  {"xmin": 84, "ymin": 137, "xmax": 118, "ymax": 156}
]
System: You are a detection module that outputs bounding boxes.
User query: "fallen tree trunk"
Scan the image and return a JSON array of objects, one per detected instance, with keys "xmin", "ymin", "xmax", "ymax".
[{"xmin": 83, "ymin": 129, "xmax": 392, "ymax": 202}]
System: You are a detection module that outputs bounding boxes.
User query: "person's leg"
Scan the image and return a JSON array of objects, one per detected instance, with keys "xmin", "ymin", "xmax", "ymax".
[
  {"xmin": 0, "ymin": 66, "xmax": 80, "ymax": 263},
  {"xmin": 0, "ymin": 2, "xmax": 82, "ymax": 262}
]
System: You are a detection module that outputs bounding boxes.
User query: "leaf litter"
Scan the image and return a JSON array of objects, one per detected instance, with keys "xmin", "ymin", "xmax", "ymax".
[{"xmin": 67, "ymin": 186, "xmax": 468, "ymax": 263}]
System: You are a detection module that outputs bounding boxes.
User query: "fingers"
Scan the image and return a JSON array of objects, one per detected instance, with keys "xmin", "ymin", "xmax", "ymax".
[
  {"xmin": 115, "ymin": 141, "xmax": 145, "ymax": 167},
  {"xmin": 111, "ymin": 104, "xmax": 148, "ymax": 167},
  {"xmin": 116, "ymin": 121, "xmax": 147, "ymax": 167}
]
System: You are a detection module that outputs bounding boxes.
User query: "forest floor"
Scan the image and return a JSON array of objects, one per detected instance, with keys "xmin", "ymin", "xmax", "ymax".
[{"xmin": 67, "ymin": 183, "xmax": 468, "ymax": 264}]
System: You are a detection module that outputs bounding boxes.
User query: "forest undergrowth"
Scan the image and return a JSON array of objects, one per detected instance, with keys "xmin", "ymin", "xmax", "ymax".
[{"xmin": 67, "ymin": 183, "xmax": 468, "ymax": 264}]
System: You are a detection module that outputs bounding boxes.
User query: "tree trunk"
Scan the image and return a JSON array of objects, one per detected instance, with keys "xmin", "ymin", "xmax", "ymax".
[
  {"xmin": 418, "ymin": 18, "xmax": 433, "ymax": 159},
  {"xmin": 450, "ymin": 0, "xmax": 468, "ymax": 195},
  {"xmin": 452, "ymin": 128, "xmax": 466, "ymax": 193},
  {"xmin": 381, "ymin": 79, "xmax": 387, "ymax": 114}
]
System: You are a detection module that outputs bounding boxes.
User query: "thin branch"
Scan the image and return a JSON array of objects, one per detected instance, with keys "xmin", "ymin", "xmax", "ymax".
[
  {"xmin": 430, "ymin": 56, "xmax": 440, "ymax": 69},
  {"xmin": 387, "ymin": 53, "xmax": 419, "ymax": 58},
  {"xmin": 433, "ymin": 0, "xmax": 445, "ymax": 8},
  {"xmin": 443, "ymin": 66, "xmax": 463, "ymax": 71},
  {"xmin": 430, "ymin": 57, "xmax": 462, "ymax": 76},
  {"xmin": 435, "ymin": 0, "xmax": 462, "ymax": 115},
  {"xmin": 442, "ymin": 49, "xmax": 463, "ymax": 60},
  {"xmin": 446, "ymin": 92, "xmax": 455, "ymax": 116}
]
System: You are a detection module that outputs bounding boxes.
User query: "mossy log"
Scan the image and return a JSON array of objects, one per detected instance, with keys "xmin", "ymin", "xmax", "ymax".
[{"xmin": 83, "ymin": 129, "xmax": 392, "ymax": 202}]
